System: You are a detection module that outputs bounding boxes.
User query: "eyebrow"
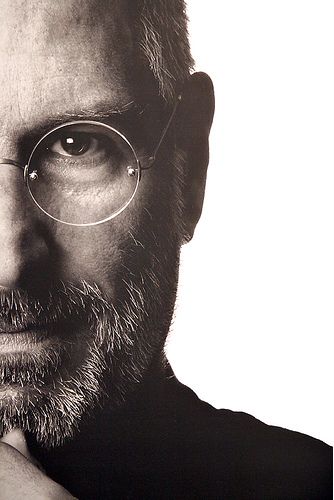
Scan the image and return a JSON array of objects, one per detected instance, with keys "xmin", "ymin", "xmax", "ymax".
[{"xmin": 26, "ymin": 100, "xmax": 147, "ymax": 141}]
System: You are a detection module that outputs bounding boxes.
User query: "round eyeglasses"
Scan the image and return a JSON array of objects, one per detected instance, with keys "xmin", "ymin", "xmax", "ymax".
[{"xmin": 0, "ymin": 95, "xmax": 181, "ymax": 227}]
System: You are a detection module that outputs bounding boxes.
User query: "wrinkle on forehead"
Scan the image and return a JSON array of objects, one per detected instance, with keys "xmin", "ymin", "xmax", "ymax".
[
  {"xmin": 0, "ymin": 0, "xmax": 138, "ymax": 136},
  {"xmin": 0, "ymin": 0, "xmax": 132, "ymax": 58}
]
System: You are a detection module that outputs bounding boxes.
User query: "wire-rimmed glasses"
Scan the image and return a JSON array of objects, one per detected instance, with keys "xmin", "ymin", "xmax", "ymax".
[{"xmin": 0, "ymin": 95, "xmax": 181, "ymax": 227}]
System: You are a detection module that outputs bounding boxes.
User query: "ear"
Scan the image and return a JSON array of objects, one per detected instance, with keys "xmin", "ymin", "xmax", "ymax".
[{"xmin": 175, "ymin": 72, "xmax": 215, "ymax": 243}]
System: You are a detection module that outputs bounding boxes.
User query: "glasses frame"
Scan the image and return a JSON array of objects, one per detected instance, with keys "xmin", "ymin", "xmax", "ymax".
[
  {"xmin": 0, "ymin": 94, "xmax": 182, "ymax": 227},
  {"xmin": 25, "ymin": 121, "xmax": 142, "ymax": 227}
]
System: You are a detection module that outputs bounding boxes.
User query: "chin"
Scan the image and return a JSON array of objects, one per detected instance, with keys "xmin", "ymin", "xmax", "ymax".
[
  {"xmin": 0, "ymin": 273, "xmax": 174, "ymax": 448},
  {"xmin": 0, "ymin": 312, "xmax": 99, "ymax": 446}
]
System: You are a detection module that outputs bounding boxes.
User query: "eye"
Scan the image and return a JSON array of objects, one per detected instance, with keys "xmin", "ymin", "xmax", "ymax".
[{"xmin": 49, "ymin": 132, "xmax": 99, "ymax": 157}]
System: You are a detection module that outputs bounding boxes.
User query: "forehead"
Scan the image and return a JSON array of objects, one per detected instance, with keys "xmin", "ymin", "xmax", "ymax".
[{"xmin": 0, "ymin": 0, "xmax": 139, "ymax": 133}]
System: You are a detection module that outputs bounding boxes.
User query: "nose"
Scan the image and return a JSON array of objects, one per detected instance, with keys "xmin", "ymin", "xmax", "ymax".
[{"xmin": 0, "ymin": 162, "xmax": 50, "ymax": 291}]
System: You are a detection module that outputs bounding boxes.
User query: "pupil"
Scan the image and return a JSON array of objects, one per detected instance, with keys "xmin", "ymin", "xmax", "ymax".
[{"xmin": 61, "ymin": 133, "xmax": 91, "ymax": 155}]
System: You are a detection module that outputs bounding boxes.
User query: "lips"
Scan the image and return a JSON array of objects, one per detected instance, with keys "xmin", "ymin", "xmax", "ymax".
[
  {"xmin": 0, "ymin": 321, "xmax": 61, "ymax": 354},
  {"xmin": 0, "ymin": 322, "xmax": 48, "ymax": 334}
]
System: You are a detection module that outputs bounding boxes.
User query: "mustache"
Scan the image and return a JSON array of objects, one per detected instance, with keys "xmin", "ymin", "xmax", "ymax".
[
  {"xmin": 0, "ymin": 281, "xmax": 113, "ymax": 332},
  {"xmin": 0, "ymin": 277, "xmax": 143, "ymax": 392}
]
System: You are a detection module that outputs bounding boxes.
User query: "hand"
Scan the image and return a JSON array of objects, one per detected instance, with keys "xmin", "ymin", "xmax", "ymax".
[{"xmin": 0, "ymin": 430, "xmax": 75, "ymax": 500}]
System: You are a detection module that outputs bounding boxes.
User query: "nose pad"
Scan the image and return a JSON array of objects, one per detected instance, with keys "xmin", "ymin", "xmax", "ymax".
[{"xmin": 0, "ymin": 162, "xmax": 51, "ymax": 291}]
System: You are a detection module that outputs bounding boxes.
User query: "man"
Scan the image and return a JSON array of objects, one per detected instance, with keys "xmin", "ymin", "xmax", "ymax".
[{"xmin": 0, "ymin": 1, "xmax": 332, "ymax": 498}]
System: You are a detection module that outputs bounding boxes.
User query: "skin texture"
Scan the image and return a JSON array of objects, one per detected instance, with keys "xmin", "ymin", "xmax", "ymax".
[
  {"xmin": 0, "ymin": 431, "xmax": 75, "ymax": 499},
  {"xmin": 0, "ymin": 0, "xmax": 214, "ymax": 496},
  {"xmin": 0, "ymin": 0, "xmax": 137, "ymax": 292}
]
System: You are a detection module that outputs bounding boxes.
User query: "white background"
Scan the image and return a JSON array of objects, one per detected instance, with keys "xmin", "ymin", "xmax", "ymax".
[{"xmin": 166, "ymin": 0, "xmax": 334, "ymax": 445}]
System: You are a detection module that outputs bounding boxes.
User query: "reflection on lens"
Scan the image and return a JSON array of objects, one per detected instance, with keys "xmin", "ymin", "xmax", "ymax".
[{"xmin": 26, "ymin": 121, "xmax": 141, "ymax": 226}]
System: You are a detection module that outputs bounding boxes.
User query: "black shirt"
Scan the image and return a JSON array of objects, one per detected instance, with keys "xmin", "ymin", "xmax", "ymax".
[{"xmin": 29, "ymin": 369, "xmax": 333, "ymax": 499}]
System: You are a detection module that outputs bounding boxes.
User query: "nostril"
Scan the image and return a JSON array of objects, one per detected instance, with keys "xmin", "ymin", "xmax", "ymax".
[
  {"xmin": 0, "ymin": 158, "xmax": 57, "ymax": 292},
  {"xmin": 0, "ymin": 184, "xmax": 53, "ymax": 290},
  {"xmin": 0, "ymin": 226, "xmax": 52, "ymax": 291}
]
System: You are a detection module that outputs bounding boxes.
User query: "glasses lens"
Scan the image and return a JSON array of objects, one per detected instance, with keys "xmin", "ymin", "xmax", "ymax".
[{"xmin": 26, "ymin": 122, "xmax": 140, "ymax": 226}]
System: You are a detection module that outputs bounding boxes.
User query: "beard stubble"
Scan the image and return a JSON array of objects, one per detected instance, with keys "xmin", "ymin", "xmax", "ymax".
[{"xmin": 0, "ymin": 187, "xmax": 182, "ymax": 449}]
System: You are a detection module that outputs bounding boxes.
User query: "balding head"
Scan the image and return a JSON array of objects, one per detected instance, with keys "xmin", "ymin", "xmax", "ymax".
[{"xmin": 1, "ymin": 0, "xmax": 193, "ymax": 101}]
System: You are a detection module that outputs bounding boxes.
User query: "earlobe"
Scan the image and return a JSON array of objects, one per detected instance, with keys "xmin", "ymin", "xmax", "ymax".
[{"xmin": 175, "ymin": 72, "xmax": 215, "ymax": 243}]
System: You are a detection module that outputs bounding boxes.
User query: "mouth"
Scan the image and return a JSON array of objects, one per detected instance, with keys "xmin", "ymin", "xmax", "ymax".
[
  {"xmin": 0, "ymin": 322, "xmax": 62, "ymax": 353},
  {"xmin": 0, "ymin": 322, "xmax": 48, "ymax": 334}
]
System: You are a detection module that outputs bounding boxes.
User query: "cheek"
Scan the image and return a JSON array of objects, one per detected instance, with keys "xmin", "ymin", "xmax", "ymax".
[
  {"xmin": 44, "ymin": 168, "xmax": 175, "ymax": 296},
  {"xmin": 49, "ymin": 219, "xmax": 129, "ymax": 296}
]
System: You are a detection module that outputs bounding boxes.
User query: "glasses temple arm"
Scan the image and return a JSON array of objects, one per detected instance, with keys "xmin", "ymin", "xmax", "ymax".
[
  {"xmin": 142, "ymin": 94, "xmax": 182, "ymax": 171},
  {"xmin": 0, "ymin": 158, "xmax": 25, "ymax": 170}
]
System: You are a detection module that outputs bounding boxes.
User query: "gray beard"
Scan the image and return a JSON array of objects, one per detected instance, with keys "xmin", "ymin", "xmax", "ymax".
[
  {"xmin": 0, "ymin": 238, "xmax": 179, "ymax": 448},
  {"xmin": 0, "ymin": 268, "xmax": 177, "ymax": 447},
  {"xmin": 0, "ymin": 148, "xmax": 185, "ymax": 448}
]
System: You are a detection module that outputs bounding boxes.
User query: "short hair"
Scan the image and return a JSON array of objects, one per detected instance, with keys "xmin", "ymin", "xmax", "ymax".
[{"xmin": 135, "ymin": 0, "xmax": 194, "ymax": 103}]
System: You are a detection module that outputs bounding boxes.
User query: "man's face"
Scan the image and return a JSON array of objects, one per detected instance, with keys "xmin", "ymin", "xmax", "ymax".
[{"xmin": 0, "ymin": 0, "xmax": 183, "ymax": 446}]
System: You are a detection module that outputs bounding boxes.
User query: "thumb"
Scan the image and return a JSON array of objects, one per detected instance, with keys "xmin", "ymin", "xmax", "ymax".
[{"xmin": 0, "ymin": 429, "xmax": 32, "ymax": 460}]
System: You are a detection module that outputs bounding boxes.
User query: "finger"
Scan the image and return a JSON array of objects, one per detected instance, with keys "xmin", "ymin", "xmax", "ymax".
[{"xmin": 0, "ymin": 429, "xmax": 31, "ymax": 460}]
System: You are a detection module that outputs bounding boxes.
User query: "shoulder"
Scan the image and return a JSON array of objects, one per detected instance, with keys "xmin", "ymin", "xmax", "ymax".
[
  {"xmin": 213, "ymin": 408, "xmax": 332, "ymax": 499},
  {"xmin": 165, "ymin": 378, "xmax": 333, "ymax": 499}
]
